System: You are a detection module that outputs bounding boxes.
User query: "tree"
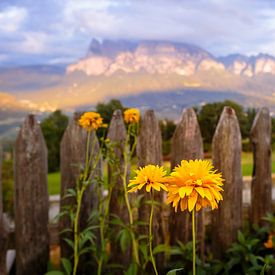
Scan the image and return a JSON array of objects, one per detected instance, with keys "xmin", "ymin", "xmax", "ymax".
[
  {"xmin": 197, "ymin": 100, "xmax": 255, "ymax": 150},
  {"xmin": 159, "ymin": 119, "xmax": 176, "ymax": 156},
  {"xmin": 95, "ymin": 99, "xmax": 125, "ymax": 142},
  {"xmin": 41, "ymin": 110, "xmax": 69, "ymax": 172},
  {"xmin": 96, "ymin": 99, "xmax": 125, "ymax": 125}
]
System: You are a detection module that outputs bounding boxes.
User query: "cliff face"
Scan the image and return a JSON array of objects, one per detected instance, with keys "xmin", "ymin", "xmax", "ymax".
[
  {"xmin": 67, "ymin": 39, "xmax": 275, "ymax": 77},
  {"xmin": 67, "ymin": 40, "xmax": 222, "ymax": 76}
]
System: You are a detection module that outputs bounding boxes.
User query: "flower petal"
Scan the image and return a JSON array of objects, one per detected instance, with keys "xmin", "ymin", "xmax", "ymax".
[
  {"xmin": 195, "ymin": 187, "xmax": 205, "ymax": 198},
  {"xmin": 204, "ymin": 189, "xmax": 213, "ymax": 201},
  {"xmin": 180, "ymin": 198, "xmax": 188, "ymax": 211},
  {"xmin": 188, "ymin": 192, "xmax": 198, "ymax": 212}
]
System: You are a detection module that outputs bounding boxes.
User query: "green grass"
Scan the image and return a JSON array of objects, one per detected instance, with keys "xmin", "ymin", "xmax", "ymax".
[
  {"xmin": 241, "ymin": 151, "xmax": 275, "ymax": 176},
  {"xmin": 48, "ymin": 172, "xmax": 61, "ymax": 195},
  {"xmin": 48, "ymin": 152, "xmax": 275, "ymax": 195}
]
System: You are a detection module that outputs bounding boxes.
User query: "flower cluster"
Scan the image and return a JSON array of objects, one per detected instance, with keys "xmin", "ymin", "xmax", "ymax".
[
  {"xmin": 124, "ymin": 108, "xmax": 140, "ymax": 124},
  {"xmin": 128, "ymin": 160, "xmax": 224, "ymax": 213},
  {"xmin": 79, "ymin": 112, "xmax": 106, "ymax": 131}
]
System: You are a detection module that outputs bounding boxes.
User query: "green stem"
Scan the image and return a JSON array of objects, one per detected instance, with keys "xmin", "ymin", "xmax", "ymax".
[
  {"xmin": 192, "ymin": 209, "xmax": 196, "ymax": 275},
  {"xmin": 122, "ymin": 150, "xmax": 140, "ymax": 265},
  {"xmin": 73, "ymin": 130, "xmax": 96, "ymax": 275},
  {"xmin": 97, "ymin": 259, "xmax": 103, "ymax": 275},
  {"xmin": 149, "ymin": 191, "xmax": 158, "ymax": 275},
  {"xmin": 72, "ymin": 187, "xmax": 85, "ymax": 275},
  {"xmin": 84, "ymin": 130, "xmax": 92, "ymax": 178},
  {"xmin": 121, "ymin": 125, "xmax": 140, "ymax": 265},
  {"xmin": 87, "ymin": 132, "xmax": 96, "ymax": 172}
]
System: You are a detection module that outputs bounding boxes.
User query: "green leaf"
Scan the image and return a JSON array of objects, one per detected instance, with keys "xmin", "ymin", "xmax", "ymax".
[
  {"xmin": 45, "ymin": 271, "xmax": 64, "ymax": 275},
  {"xmin": 166, "ymin": 268, "xmax": 184, "ymax": 275},
  {"xmin": 153, "ymin": 244, "xmax": 170, "ymax": 255},
  {"xmin": 124, "ymin": 263, "xmax": 138, "ymax": 275},
  {"xmin": 120, "ymin": 229, "xmax": 131, "ymax": 253},
  {"xmin": 260, "ymin": 264, "xmax": 267, "ymax": 275},
  {"xmin": 79, "ymin": 246, "xmax": 93, "ymax": 256},
  {"xmin": 79, "ymin": 231, "xmax": 95, "ymax": 249},
  {"xmin": 64, "ymin": 188, "xmax": 77, "ymax": 198},
  {"xmin": 237, "ymin": 230, "xmax": 245, "ymax": 244},
  {"xmin": 139, "ymin": 242, "xmax": 148, "ymax": 260},
  {"xmin": 63, "ymin": 238, "xmax": 74, "ymax": 249},
  {"xmin": 61, "ymin": 258, "xmax": 72, "ymax": 275},
  {"xmin": 169, "ymin": 246, "xmax": 182, "ymax": 256}
]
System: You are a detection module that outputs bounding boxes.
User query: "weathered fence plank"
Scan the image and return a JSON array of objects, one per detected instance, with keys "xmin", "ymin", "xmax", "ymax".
[
  {"xmin": 14, "ymin": 115, "xmax": 49, "ymax": 275},
  {"xmin": 0, "ymin": 144, "xmax": 8, "ymax": 275},
  {"xmin": 0, "ymin": 144, "xmax": 2, "ymax": 216},
  {"xmin": 60, "ymin": 113, "xmax": 101, "ymax": 263},
  {"xmin": 250, "ymin": 108, "xmax": 272, "ymax": 225},
  {"xmin": 212, "ymin": 107, "xmax": 243, "ymax": 258},
  {"xmin": 169, "ymin": 108, "xmax": 204, "ymax": 253},
  {"xmin": 136, "ymin": 110, "xmax": 164, "ymax": 264},
  {"xmin": 107, "ymin": 109, "xmax": 130, "ymax": 264}
]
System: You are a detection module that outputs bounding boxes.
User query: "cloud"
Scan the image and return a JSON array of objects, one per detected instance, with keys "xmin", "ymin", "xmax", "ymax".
[
  {"xmin": 0, "ymin": 6, "xmax": 27, "ymax": 33},
  {"xmin": 1, "ymin": 0, "xmax": 275, "ymax": 65}
]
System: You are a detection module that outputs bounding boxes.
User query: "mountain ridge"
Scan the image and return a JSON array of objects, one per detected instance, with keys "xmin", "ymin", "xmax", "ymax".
[{"xmin": 67, "ymin": 39, "xmax": 275, "ymax": 78}]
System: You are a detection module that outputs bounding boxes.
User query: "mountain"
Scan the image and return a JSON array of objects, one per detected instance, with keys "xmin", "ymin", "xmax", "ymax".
[
  {"xmin": 67, "ymin": 39, "xmax": 275, "ymax": 77},
  {"xmin": 2, "ymin": 39, "xmax": 275, "ymax": 139}
]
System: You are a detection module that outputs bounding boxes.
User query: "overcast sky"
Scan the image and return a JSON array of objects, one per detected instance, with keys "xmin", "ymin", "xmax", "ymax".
[{"xmin": 1, "ymin": 0, "xmax": 275, "ymax": 66}]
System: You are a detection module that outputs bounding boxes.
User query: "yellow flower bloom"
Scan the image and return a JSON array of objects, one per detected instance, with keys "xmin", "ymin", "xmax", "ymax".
[
  {"xmin": 166, "ymin": 160, "xmax": 224, "ymax": 212},
  {"xmin": 128, "ymin": 165, "xmax": 168, "ymax": 193},
  {"xmin": 79, "ymin": 112, "xmax": 106, "ymax": 131},
  {"xmin": 264, "ymin": 233, "xmax": 274, "ymax": 249},
  {"xmin": 124, "ymin": 108, "xmax": 140, "ymax": 124}
]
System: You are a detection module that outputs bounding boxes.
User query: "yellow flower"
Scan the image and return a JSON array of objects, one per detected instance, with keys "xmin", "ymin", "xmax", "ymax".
[
  {"xmin": 124, "ymin": 108, "xmax": 140, "ymax": 124},
  {"xmin": 128, "ymin": 165, "xmax": 168, "ymax": 193},
  {"xmin": 264, "ymin": 233, "xmax": 274, "ymax": 249},
  {"xmin": 79, "ymin": 112, "xmax": 106, "ymax": 131},
  {"xmin": 166, "ymin": 160, "xmax": 224, "ymax": 212}
]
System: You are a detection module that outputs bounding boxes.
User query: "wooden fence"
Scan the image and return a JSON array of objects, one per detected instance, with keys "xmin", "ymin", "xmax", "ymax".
[{"xmin": 0, "ymin": 106, "xmax": 273, "ymax": 275}]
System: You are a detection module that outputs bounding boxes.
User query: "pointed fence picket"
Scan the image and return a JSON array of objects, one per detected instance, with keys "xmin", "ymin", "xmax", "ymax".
[
  {"xmin": 211, "ymin": 107, "xmax": 243, "ymax": 258},
  {"xmin": 14, "ymin": 115, "xmax": 49, "ymax": 275},
  {"xmin": 136, "ymin": 110, "xmax": 165, "ymax": 268},
  {"xmin": 0, "ymin": 106, "xmax": 273, "ymax": 272},
  {"xmin": 107, "ymin": 109, "xmax": 131, "ymax": 265},
  {"xmin": 250, "ymin": 108, "xmax": 272, "ymax": 225},
  {"xmin": 0, "ymin": 144, "xmax": 8, "ymax": 275},
  {"xmin": 169, "ymin": 108, "xmax": 205, "ymax": 258},
  {"xmin": 60, "ymin": 112, "xmax": 101, "ymax": 272}
]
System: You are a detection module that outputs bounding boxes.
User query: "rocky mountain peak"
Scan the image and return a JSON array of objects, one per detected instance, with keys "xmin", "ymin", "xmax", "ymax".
[{"xmin": 67, "ymin": 39, "xmax": 275, "ymax": 77}]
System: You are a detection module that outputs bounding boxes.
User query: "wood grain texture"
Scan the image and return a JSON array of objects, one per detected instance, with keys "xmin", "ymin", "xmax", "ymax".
[
  {"xmin": 60, "ymin": 113, "xmax": 101, "ymax": 262},
  {"xmin": 107, "ymin": 110, "xmax": 130, "ymax": 265},
  {"xmin": 211, "ymin": 107, "xmax": 243, "ymax": 258},
  {"xmin": 0, "ymin": 144, "xmax": 8, "ymax": 275},
  {"xmin": 169, "ymin": 108, "xmax": 205, "ymax": 258},
  {"xmin": 250, "ymin": 108, "xmax": 272, "ymax": 225},
  {"xmin": 136, "ymin": 110, "xmax": 164, "ymax": 267},
  {"xmin": 14, "ymin": 115, "xmax": 49, "ymax": 275}
]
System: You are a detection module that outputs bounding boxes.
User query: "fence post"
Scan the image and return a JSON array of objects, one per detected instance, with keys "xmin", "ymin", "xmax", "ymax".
[
  {"xmin": 212, "ymin": 107, "xmax": 243, "ymax": 258},
  {"xmin": 0, "ymin": 144, "xmax": 8, "ymax": 275},
  {"xmin": 136, "ymin": 110, "xmax": 164, "ymax": 265},
  {"xmin": 107, "ymin": 109, "xmax": 130, "ymax": 265},
  {"xmin": 250, "ymin": 108, "xmax": 272, "ymax": 225},
  {"xmin": 169, "ymin": 108, "xmax": 204, "ymax": 252},
  {"xmin": 60, "ymin": 113, "xmax": 101, "ymax": 264},
  {"xmin": 14, "ymin": 115, "xmax": 49, "ymax": 275}
]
